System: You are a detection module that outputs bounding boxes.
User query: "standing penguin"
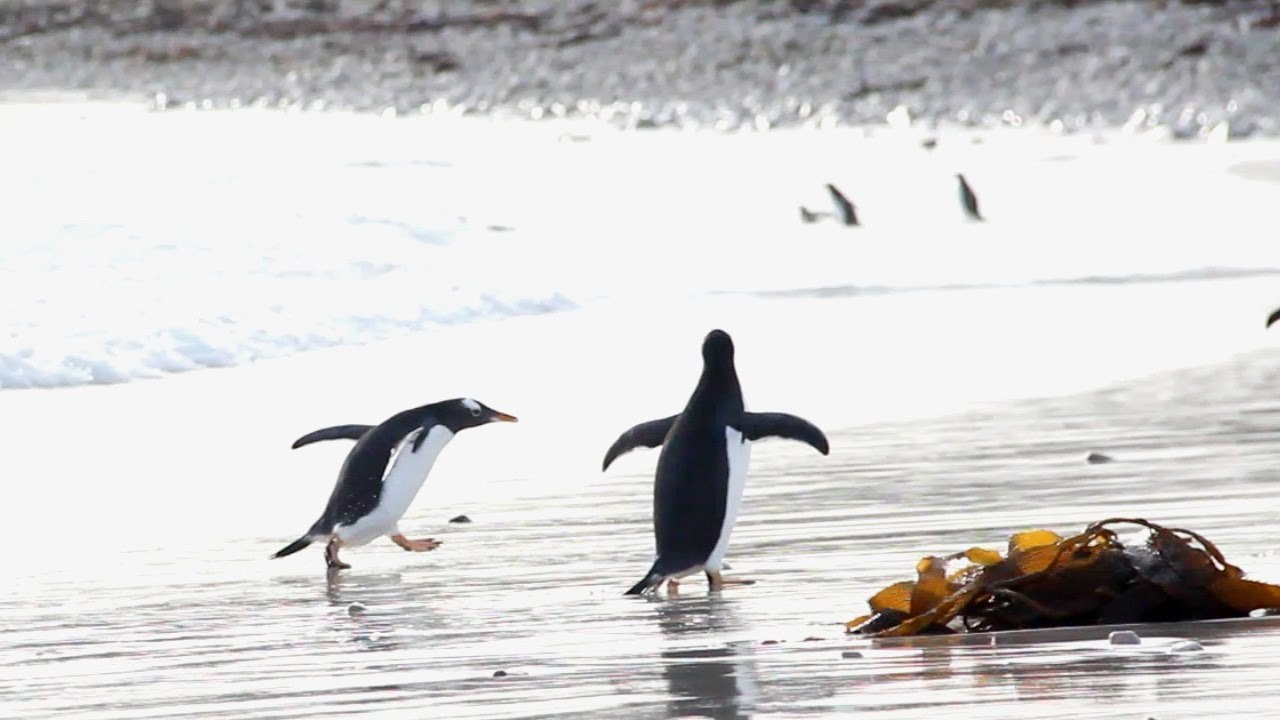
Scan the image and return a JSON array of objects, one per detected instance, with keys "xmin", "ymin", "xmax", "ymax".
[
  {"xmin": 272, "ymin": 398, "xmax": 517, "ymax": 570},
  {"xmin": 602, "ymin": 330, "xmax": 830, "ymax": 596},
  {"xmin": 956, "ymin": 173, "xmax": 983, "ymax": 221}
]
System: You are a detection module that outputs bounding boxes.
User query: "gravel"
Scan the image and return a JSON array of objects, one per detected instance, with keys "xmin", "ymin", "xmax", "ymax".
[{"xmin": 4, "ymin": 0, "xmax": 1280, "ymax": 136}]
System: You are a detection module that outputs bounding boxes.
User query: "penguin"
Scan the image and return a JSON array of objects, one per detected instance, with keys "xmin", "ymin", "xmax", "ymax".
[
  {"xmin": 956, "ymin": 173, "xmax": 983, "ymax": 221},
  {"xmin": 602, "ymin": 330, "xmax": 830, "ymax": 596},
  {"xmin": 825, "ymin": 183, "xmax": 859, "ymax": 226},
  {"xmin": 291, "ymin": 424, "xmax": 374, "ymax": 448},
  {"xmin": 1267, "ymin": 307, "xmax": 1280, "ymax": 328},
  {"xmin": 799, "ymin": 206, "xmax": 825, "ymax": 224},
  {"xmin": 272, "ymin": 397, "xmax": 517, "ymax": 570}
]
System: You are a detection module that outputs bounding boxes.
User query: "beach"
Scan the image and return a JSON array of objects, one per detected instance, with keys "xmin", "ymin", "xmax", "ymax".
[
  {"xmin": 5, "ymin": 0, "xmax": 1280, "ymax": 136},
  {"xmin": 5, "ymin": 102, "xmax": 1280, "ymax": 716},
  {"xmin": 8, "ymin": 272, "xmax": 1280, "ymax": 719}
]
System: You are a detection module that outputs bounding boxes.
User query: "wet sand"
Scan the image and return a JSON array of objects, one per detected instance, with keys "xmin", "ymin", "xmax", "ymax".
[{"xmin": 6, "ymin": 276, "xmax": 1280, "ymax": 718}]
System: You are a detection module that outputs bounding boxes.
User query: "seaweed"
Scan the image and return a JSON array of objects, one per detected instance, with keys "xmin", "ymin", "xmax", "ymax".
[{"xmin": 846, "ymin": 518, "xmax": 1280, "ymax": 637}]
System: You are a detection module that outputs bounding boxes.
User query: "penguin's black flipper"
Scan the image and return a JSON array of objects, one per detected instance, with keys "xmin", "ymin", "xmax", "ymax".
[
  {"xmin": 1267, "ymin": 307, "xmax": 1280, "ymax": 328},
  {"xmin": 290, "ymin": 424, "xmax": 375, "ymax": 449},
  {"xmin": 740, "ymin": 412, "xmax": 830, "ymax": 455},
  {"xmin": 825, "ymin": 183, "xmax": 858, "ymax": 226},
  {"xmin": 602, "ymin": 415, "xmax": 678, "ymax": 471},
  {"xmin": 411, "ymin": 421, "xmax": 442, "ymax": 452}
]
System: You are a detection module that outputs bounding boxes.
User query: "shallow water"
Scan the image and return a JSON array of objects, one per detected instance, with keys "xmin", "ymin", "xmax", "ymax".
[
  {"xmin": 7, "ymin": 296, "xmax": 1280, "ymax": 719},
  {"xmin": 7, "ymin": 107, "xmax": 1280, "ymax": 719}
]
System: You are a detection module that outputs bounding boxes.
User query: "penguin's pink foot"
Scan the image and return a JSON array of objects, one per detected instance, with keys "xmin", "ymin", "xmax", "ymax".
[
  {"xmin": 325, "ymin": 538, "xmax": 351, "ymax": 569},
  {"xmin": 707, "ymin": 570, "xmax": 756, "ymax": 591},
  {"xmin": 391, "ymin": 534, "xmax": 442, "ymax": 552}
]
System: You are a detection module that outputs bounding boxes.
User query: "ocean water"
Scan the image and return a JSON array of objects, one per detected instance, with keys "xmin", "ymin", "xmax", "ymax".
[
  {"xmin": 6, "ymin": 102, "xmax": 1280, "ymax": 719},
  {"xmin": 4, "ymin": 103, "xmax": 1280, "ymax": 390}
]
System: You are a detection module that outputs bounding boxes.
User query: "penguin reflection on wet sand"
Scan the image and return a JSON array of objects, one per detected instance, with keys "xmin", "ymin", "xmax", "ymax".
[
  {"xmin": 272, "ymin": 398, "xmax": 517, "ymax": 570},
  {"xmin": 602, "ymin": 330, "xmax": 830, "ymax": 596}
]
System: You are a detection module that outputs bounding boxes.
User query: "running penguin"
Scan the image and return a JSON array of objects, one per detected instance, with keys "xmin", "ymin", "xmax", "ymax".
[{"xmin": 272, "ymin": 398, "xmax": 517, "ymax": 570}]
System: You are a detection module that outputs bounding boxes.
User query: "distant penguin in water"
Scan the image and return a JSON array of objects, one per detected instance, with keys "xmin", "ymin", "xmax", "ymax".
[
  {"xmin": 602, "ymin": 330, "xmax": 830, "ymax": 596},
  {"xmin": 273, "ymin": 398, "xmax": 518, "ymax": 570},
  {"xmin": 1267, "ymin": 307, "xmax": 1280, "ymax": 328},
  {"xmin": 956, "ymin": 173, "xmax": 983, "ymax": 221},
  {"xmin": 799, "ymin": 206, "xmax": 825, "ymax": 223},
  {"xmin": 825, "ymin": 183, "xmax": 859, "ymax": 226}
]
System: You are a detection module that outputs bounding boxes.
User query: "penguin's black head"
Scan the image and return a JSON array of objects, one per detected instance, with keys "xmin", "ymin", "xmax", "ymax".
[
  {"xmin": 701, "ymin": 329, "xmax": 735, "ymax": 365},
  {"xmin": 439, "ymin": 398, "xmax": 519, "ymax": 433}
]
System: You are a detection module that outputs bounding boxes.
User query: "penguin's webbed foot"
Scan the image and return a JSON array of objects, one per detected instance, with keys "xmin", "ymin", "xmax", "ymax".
[
  {"xmin": 391, "ymin": 534, "xmax": 442, "ymax": 552},
  {"xmin": 666, "ymin": 578, "xmax": 681, "ymax": 597},
  {"xmin": 707, "ymin": 570, "xmax": 756, "ymax": 591},
  {"xmin": 325, "ymin": 538, "xmax": 351, "ymax": 569}
]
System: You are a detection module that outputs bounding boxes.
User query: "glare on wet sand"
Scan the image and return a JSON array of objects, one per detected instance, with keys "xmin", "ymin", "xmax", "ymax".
[{"xmin": 7, "ymin": 109, "xmax": 1280, "ymax": 719}]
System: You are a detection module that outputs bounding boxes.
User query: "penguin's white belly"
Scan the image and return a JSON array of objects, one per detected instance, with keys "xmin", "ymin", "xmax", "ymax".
[
  {"xmin": 335, "ymin": 426, "xmax": 454, "ymax": 546},
  {"xmin": 705, "ymin": 426, "xmax": 750, "ymax": 571}
]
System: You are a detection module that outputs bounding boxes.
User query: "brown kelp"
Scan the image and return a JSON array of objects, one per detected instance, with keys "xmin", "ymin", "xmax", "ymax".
[{"xmin": 847, "ymin": 518, "xmax": 1280, "ymax": 637}]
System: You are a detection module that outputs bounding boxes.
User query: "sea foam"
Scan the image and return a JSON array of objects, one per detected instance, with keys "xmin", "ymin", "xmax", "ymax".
[{"xmin": 4, "ymin": 107, "xmax": 1280, "ymax": 389}]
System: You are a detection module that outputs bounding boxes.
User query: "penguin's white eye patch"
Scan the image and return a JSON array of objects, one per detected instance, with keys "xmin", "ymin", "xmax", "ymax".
[{"xmin": 462, "ymin": 397, "xmax": 481, "ymax": 416}]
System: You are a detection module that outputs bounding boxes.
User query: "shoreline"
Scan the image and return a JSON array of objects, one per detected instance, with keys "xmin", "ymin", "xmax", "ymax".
[
  {"xmin": 5, "ymin": 105, "xmax": 1280, "ymax": 393},
  {"xmin": 4, "ymin": 1, "xmax": 1280, "ymax": 136}
]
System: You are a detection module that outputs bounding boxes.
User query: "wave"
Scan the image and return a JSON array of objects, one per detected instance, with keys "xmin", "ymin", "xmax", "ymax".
[
  {"xmin": 7, "ymin": 112, "xmax": 1280, "ymax": 390},
  {"xmin": 0, "ymin": 215, "xmax": 579, "ymax": 389},
  {"xmin": 739, "ymin": 267, "xmax": 1280, "ymax": 300}
]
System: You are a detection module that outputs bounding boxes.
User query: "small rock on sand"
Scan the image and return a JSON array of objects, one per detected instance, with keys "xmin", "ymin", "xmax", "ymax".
[
  {"xmin": 1087, "ymin": 452, "xmax": 1114, "ymax": 464},
  {"xmin": 449, "ymin": 514, "xmax": 472, "ymax": 523},
  {"xmin": 347, "ymin": 602, "xmax": 367, "ymax": 616},
  {"xmin": 1109, "ymin": 630, "xmax": 1141, "ymax": 645}
]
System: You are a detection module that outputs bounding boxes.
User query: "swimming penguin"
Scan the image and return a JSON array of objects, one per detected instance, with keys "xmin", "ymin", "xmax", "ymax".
[
  {"xmin": 956, "ymin": 173, "xmax": 983, "ymax": 221},
  {"xmin": 602, "ymin": 330, "xmax": 830, "ymax": 596},
  {"xmin": 272, "ymin": 398, "xmax": 517, "ymax": 570},
  {"xmin": 825, "ymin": 183, "xmax": 859, "ymax": 226},
  {"xmin": 1267, "ymin": 307, "xmax": 1280, "ymax": 328},
  {"xmin": 799, "ymin": 206, "xmax": 825, "ymax": 223}
]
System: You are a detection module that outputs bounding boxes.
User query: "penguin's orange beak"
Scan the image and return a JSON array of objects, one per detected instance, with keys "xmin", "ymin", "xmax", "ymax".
[{"xmin": 492, "ymin": 411, "xmax": 519, "ymax": 423}]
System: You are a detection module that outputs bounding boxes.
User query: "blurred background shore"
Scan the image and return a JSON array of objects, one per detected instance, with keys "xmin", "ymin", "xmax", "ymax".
[{"xmin": 4, "ymin": 0, "xmax": 1280, "ymax": 136}]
